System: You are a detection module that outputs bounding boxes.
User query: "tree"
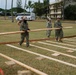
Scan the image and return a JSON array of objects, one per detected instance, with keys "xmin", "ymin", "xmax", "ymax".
[
  {"xmin": 64, "ymin": 5, "xmax": 76, "ymax": 20},
  {"xmin": 24, "ymin": 0, "xmax": 27, "ymax": 13},
  {"xmin": 27, "ymin": 0, "xmax": 33, "ymax": 13},
  {"xmin": 17, "ymin": 0, "xmax": 22, "ymax": 8},
  {"xmin": 11, "ymin": 0, "xmax": 14, "ymax": 22},
  {"xmin": 0, "ymin": 8, "xmax": 4, "ymax": 16},
  {"xmin": 64, "ymin": 0, "xmax": 76, "ymax": 5},
  {"xmin": 73, "ymin": 0, "xmax": 76, "ymax": 2},
  {"xmin": 0, "ymin": 8, "xmax": 4, "ymax": 12},
  {"xmin": 43, "ymin": 0, "xmax": 49, "ymax": 16},
  {"xmin": 16, "ymin": 0, "xmax": 23, "ymax": 13},
  {"xmin": 33, "ymin": 1, "xmax": 44, "ymax": 16},
  {"xmin": 5, "ymin": 0, "xmax": 7, "ymax": 19}
]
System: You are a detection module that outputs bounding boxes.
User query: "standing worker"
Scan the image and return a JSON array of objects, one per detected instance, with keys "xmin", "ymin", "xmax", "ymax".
[
  {"xmin": 46, "ymin": 17, "xmax": 52, "ymax": 38},
  {"xmin": 18, "ymin": 16, "xmax": 30, "ymax": 47},
  {"xmin": 54, "ymin": 17, "xmax": 63, "ymax": 42}
]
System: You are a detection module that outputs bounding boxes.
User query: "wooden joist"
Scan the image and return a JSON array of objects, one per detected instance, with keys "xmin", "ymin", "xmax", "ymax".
[
  {"xmin": 0, "ymin": 38, "xmax": 53, "ymax": 45},
  {"xmin": 0, "ymin": 34, "xmax": 76, "ymax": 45}
]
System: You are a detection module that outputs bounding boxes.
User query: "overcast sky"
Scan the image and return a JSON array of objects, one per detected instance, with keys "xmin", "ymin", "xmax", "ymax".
[{"xmin": 0, "ymin": 0, "xmax": 55, "ymax": 9}]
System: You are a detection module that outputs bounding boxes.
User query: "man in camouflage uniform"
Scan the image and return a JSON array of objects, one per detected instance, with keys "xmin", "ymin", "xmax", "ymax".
[
  {"xmin": 46, "ymin": 18, "xmax": 52, "ymax": 38},
  {"xmin": 18, "ymin": 17, "xmax": 30, "ymax": 47},
  {"xmin": 54, "ymin": 18, "xmax": 63, "ymax": 42}
]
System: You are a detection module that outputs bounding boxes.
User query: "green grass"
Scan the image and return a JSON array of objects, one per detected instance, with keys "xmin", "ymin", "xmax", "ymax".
[{"xmin": 0, "ymin": 19, "xmax": 76, "ymax": 75}]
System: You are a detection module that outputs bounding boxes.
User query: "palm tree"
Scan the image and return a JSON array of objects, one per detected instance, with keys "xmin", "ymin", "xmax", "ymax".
[
  {"xmin": 38, "ymin": 0, "xmax": 40, "ymax": 2},
  {"xmin": 5, "ymin": 0, "xmax": 7, "ymax": 20},
  {"xmin": 24, "ymin": 0, "xmax": 27, "ymax": 13},
  {"xmin": 17, "ymin": 0, "xmax": 22, "ymax": 8},
  {"xmin": 62, "ymin": 0, "xmax": 65, "ymax": 20},
  {"xmin": 16, "ymin": 0, "xmax": 22, "ymax": 13},
  {"xmin": 11, "ymin": 0, "xmax": 14, "ymax": 22},
  {"xmin": 43, "ymin": 0, "xmax": 49, "ymax": 16},
  {"xmin": 27, "ymin": 0, "xmax": 33, "ymax": 13}
]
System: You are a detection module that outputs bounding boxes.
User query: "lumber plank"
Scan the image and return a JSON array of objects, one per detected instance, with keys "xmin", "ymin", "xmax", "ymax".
[{"xmin": 0, "ymin": 27, "xmax": 73, "ymax": 36}]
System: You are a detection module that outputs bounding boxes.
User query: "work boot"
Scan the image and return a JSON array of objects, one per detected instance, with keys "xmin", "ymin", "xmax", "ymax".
[
  {"xmin": 59, "ymin": 40, "xmax": 63, "ymax": 42},
  {"xmin": 19, "ymin": 43, "xmax": 22, "ymax": 46},
  {"xmin": 26, "ymin": 45, "xmax": 29, "ymax": 47},
  {"xmin": 47, "ymin": 36, "xmax": 50, "ymax": 38},
  {"xmin": 55, "ymin": 38, "xmax": 58, "ymax": 42},
  {"xmin": 19, "ymin": 42, "xmax": 22, "ymax": 46}
]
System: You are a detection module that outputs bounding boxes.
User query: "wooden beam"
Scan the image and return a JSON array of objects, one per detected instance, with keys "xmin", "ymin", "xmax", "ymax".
[
  {"xmin": 0, "ymin": 31, "xmax": 24, "ymax": 35},
  {"xmin": 0, "ymin": 26, "xmax": 73, "ymax": 36}
]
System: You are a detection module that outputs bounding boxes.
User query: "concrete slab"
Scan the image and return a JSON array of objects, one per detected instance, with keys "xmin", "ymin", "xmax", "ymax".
[
  {"xmin": 36, "ymin": 56, "xmax": 44, "ymax": 60},
  {"xmin": 18, "ymin": 70, "xmax": 31, "ymax": 75},
  {"xmin": 67, "ymin": 50, "xmax": 74, "ymax": 53},
  {"xmin": 52, "ymin": 53, "xmax": 60, "ymax": 56},
  {"xmin": 5, "ymin": 61, "xmax": 16, "ymax": 66}
]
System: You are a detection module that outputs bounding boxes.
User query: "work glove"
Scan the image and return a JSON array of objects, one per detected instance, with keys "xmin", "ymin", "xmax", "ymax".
[
  {"xmin": 27, "ymin": 28, "xmax": 30, "ymax": 30},
  {"xmin": 21, "ymin": 30, "xmax": 27, "ymax": 34}
]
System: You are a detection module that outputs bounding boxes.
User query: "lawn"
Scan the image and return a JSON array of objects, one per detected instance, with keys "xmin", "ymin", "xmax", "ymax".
[{"xmin": 0, "ymin": 19, "xmax": 76, "ymax": 75}]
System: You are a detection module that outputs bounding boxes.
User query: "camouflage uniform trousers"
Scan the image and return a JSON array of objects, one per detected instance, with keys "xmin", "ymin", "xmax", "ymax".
[
  {"xmin": 46, "ymin": 30, "xmax": 52, "ymax": 38},
  {"xmin": 20, "ymin": 32, "xmax": 29, "ymax": 47},
  {"xmin": 55, "ymin": 29, "xmax": 63, "ymax": 41}
]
